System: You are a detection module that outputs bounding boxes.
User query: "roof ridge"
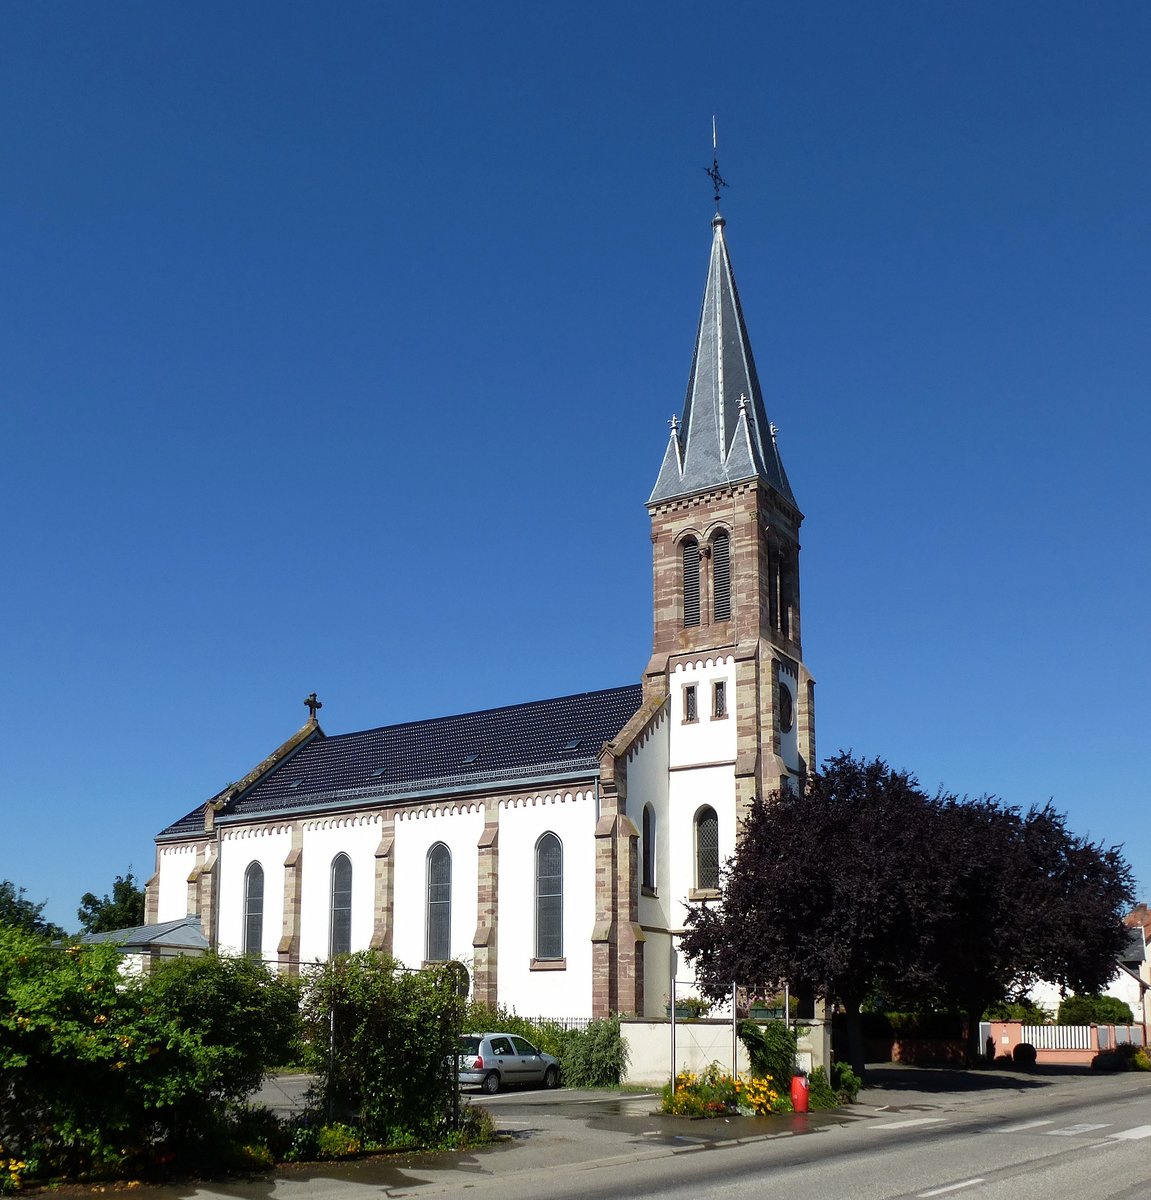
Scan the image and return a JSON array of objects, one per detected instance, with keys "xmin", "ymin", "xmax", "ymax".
[{"xmin": 319, "ymin": 682, "xmax": 641, "ymax": 742}]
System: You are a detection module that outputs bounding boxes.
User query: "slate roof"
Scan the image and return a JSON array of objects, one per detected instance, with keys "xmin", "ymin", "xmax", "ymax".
[
  {"xmin": 650, "ymin": 212, "xmax": 796, "ymax": 507},
  {"xmin": 79, "ymin": 916, "xmax": 209, "ymax": 952},
  {"xmin": 157, "ymin": 683, "xmax": 644, "ymax": 839}
]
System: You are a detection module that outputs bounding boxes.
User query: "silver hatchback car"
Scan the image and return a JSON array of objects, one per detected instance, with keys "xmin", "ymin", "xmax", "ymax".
[{"xmin": 455, "ymin": 1032, "xmax": 560, "ymax": 1094}]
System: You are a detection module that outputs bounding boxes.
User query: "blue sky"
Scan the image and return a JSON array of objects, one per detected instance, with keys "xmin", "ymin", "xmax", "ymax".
[{"xmin": 2, "ymin": 3, "xmax": 1148, "ymax": 931}]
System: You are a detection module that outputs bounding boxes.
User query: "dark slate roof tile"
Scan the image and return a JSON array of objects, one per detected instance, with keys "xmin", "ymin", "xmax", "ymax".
[{"xmin": 157, "ymin": 684, "xmax": 642, "ymax": 835}]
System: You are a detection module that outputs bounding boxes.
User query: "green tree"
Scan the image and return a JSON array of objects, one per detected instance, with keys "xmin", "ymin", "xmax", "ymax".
[
  {"xmin": 77, "ymin": 871, "xmax": 146, "ymax": 934},
  {"xmin": 301, "ymin": 951, "xmax": 464, "ymax": 1141},
  {"xmin": 1057, "ymin": 994, "xmax": 1134, "ymax": 1026},
  {"xmin": 0, "ymin": 879, "xmax": 65, "ymax": 938}
]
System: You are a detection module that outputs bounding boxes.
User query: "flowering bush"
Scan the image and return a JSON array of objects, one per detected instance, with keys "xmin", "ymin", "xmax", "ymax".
[
  {"xmin": 660, "ymin": 1063, "xmax": 782, "ymax": 1117},
  {"xmin": 1, "ymin": 1148, "xmax": 28, "ymax": 1194}
]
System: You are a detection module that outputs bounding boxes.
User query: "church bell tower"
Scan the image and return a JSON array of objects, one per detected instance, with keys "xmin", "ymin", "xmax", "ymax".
[{"xmin": 646, "ymin": 210, "xmax": 815, "ymax": 811}]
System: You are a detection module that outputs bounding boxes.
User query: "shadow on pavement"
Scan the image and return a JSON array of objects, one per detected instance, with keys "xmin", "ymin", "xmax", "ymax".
[{"xmin": 862, "ymin": 1063, "xmax": 1091, "ymax": 1095}]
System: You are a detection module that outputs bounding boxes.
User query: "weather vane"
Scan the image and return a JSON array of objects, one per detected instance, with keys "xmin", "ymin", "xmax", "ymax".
[{"xmin": 705, "ymin": 114, "xmax": 728, "ymax": 208}]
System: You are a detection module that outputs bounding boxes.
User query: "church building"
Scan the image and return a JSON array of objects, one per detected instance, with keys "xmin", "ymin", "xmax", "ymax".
[{"xmin": 149, "ymin": 206, "xmax": 816, "ymax": 1019}]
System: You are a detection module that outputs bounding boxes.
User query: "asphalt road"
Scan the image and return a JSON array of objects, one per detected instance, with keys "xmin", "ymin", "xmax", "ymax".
[{"xmin": 162, "ymin": 1066, "xmax": 1151, "ymax": 1199}]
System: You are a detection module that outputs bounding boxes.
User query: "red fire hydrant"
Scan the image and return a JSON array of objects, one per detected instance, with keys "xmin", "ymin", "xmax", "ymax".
[{"xmin": 790, "ymin": 1072, "xmax": 809, "ymax": 1113}]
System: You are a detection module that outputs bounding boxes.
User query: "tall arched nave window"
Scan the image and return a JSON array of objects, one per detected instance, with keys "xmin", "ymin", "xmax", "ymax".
[
  {"xmin": 329, "ymin": 853, "xmax": 352, "ymax": 957},
  {"xmin": 535, "ymin": 832, "xmax": 563, "ymax": 961},
  {"xmin": 243, "ymin": 861, "xmax": 264, "ymax": 959},
  {"xmin": 426, "ymin": 843, "xmax": 452, "ymax": 962}
]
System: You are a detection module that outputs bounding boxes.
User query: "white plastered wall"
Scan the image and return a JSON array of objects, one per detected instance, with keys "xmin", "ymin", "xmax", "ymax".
[
  {"xmin": 496, "ymin": 790, "xmax": 596, "ymax": 1018},
  {"xmin": 668, "ymin": 657, "xmax": 737, "ymax": 770},
  {"xmin": 216, "ymin": 824, "xmax": 293, "ymax": 961},
  {"xmin": 391, "ymin": 803, "xmax": 485, "ymax": 972},
  {"xmin": 155, "ymin": 843, "xmax": 199, "ymax": 921},
  {"xmin": 298, "ymin": 813, "xmax": 383, "ymax": 964}
]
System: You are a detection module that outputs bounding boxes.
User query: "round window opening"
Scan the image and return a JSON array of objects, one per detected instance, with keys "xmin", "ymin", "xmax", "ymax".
[{"xmin": 779, "ymin": 686, "xmax": 794, "ymax": 733}]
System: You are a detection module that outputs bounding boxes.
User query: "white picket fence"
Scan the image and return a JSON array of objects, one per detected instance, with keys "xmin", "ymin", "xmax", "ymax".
[{"xmin": 1021, "ymin": 1024, "xmax": 1144, "ymax": 1051}]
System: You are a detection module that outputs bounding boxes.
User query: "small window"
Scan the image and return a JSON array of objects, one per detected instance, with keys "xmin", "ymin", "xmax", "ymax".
[
  {"xmin": 243, "ymin": 862, "xmax": 264, "ymax": 959},
  {"xmin": 712, "ymin": 680, "xmax": 727, "ymax": 719},
  {"xmin": 426, "ymin": 843, "xmax": 452, "ymax": 962},
  {"xmin": 683, "ymin": 684, "xmax": 698, "ymax": 723},
  {"xmin": 642, "ymin": 804, "xmax": 656, "ymax": 891},
  {"xmin": 695, "ymin": 807, "xmax": 719, "ymax": 891},
  {"xmin": 535, "ymin": 832, "xmax": 563, "ymax": 960},
  {"xmin": 682, "ymin": 539, "xmax": 701, "ymax": 627},
  {"xmin": 712, "ymin": 529, "xmax": 731, "ymax": 621},
  {"xmin": 329, "ymin": 853, "xmax": 352, "ymax": 957}
]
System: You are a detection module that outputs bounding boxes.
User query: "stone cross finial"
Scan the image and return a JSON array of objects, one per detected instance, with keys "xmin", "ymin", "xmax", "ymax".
[{"xmin": 304, "ymin": 692, "xmax": 323, "ymax": 722}]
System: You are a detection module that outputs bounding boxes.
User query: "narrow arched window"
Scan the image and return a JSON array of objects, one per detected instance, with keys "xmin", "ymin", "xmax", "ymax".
[
  {"xmin": 329, "ymin": 853, "xmax": 352, "ymax": 957},
  {"xmin": 535, "ymin": 833, "xmax": 563, "ymax": 960},
  {"xmin": 642, "ymin": 804, "xmax": 656, "ymax": 892},
  {"xmin": 695, "ymin": 807, "xmax": 719, "ymax": 891},
  {"xmin": 682, "ymin": 538, "xmax": 701, "ymax": 627},
  {"xmin": 712, "ymin": 529, "xmax": 731, "ymax": 622},
  {"xmin": 426, "ymin": 843, "xmax": 452, "ymax": 962},
  {"xmin": 243, "ymin": 862, "xmax": 264, "ymax": 958}
]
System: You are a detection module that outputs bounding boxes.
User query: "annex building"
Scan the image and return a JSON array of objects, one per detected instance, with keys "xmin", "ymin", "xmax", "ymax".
[{"xmin": 149, "ymin": 207, "xmax": 816, "ymax": 1020}]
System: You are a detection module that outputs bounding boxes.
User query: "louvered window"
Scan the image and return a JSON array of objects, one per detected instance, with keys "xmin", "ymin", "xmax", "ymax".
[
  {"xmin": 329, "ymin": 853, "xmax": 352, "ymax": 957},
  {"xmin": 712, "ymin": 529, "xmax": 731, "ymax": 621},
  {"xmin": 682, "ymin": 539, "xmax": 701, "ymax": 627},
  {"xmin": 695, "ymin": 807, "xmax": 719, "ymax": 891},
  {"xmin": 535, "ymin": 833, "xmax": 563, "ymax": 960},
  {"xmin": 642, "ymin": 805, "xmax": 656, "ymax": 891},
  {"xmin": 426, "ymin": 843, "xmax": 452, "ymax": 962},
  {"xmin": 243, "ymin": 862, "xmax": 264, "ymax": 959}
]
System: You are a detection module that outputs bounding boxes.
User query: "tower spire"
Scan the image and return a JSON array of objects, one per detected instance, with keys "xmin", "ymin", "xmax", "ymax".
[{"xmin": 648, "ymin": 205, "xmax": 795, "ymax": 507}]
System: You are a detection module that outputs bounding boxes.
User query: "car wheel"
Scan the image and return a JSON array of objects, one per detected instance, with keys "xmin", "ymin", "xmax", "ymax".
[
  {"xmin": 481, "ymin": 1071, "xmax": 500, "ymax": 1095},
  {"xmin": 543, "ymin": 1065, "xmax": 559, "ymax": 1089}
]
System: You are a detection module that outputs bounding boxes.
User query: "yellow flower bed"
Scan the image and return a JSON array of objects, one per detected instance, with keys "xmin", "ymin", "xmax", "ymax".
[{"xmin": 661, "ymin": 1063, "xmax": 783, "ymax": 1117}]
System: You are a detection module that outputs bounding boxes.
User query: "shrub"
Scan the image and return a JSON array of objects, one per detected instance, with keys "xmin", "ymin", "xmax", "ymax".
[
  {"xmin": 301, "ymin": 953, "xmax": 464, "ymax": 1143},
  {"xmin": 832, "ymin": 1061, "xmax": 862, "ymax": 1102},
  {"xmin": 738, "ymin": 1019, "xmax": 798, "ymax": 1091},
  {"xmin": 556, "ymin": 1017, "xmax": 627, "ymax": 1088},
  {"xmin": 1058, "ymin": 994, "xmax": 1134, "ymax": 1026},
  {"xmin": 1092, "ymin": 1042, "xmax": 1149, "ymax": 1072},
  {"xmin": 0, "ymin": 928, "xmax": 300, "ymax": 1182},
  {"xmin": 807, "ymin": 1066, "xmax": 838, "ymax": 1109},
  {"xmin": 1012, "ymin": 1042, "xmax": 1037, "ymax": 1069}
]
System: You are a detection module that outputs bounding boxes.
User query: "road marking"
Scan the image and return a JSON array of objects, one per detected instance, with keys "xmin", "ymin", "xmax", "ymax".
[
  {"xmin": 919, "ymin": 1180, "xmax": 985, "ymax": 1197},
  {"xmin": 993, "ymin": 1119, "xmax": 1053, "ymax": 1133},
  {"xmin": 1109, "ymin": 1125, "xmax": 1151, "ymax": 1140},
  {"xmin": 1046, "ymin": 1123, "xmax": 1112, "ymax": 1136},
  {"xmin": 872, "ymin": 1117, "xmax": 947, "ymax": 1131}
]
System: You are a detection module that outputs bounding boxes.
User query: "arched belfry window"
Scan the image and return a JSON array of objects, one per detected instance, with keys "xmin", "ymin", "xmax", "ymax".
[
  {"xmin": 695, "ymin": 807, "xmax": 719, "ymax": 891},
  {"xmin": 711, "ymin": 529, "xmax": 731, "ymax": 622},
  {"xmin": 682, "ymin": 538, "xmax": 701, "ymax": 628},
  {"xmin": 426, "ymin": 843, "xmax": 452, "ymax": 962},
  {"xmin": 329, "ymin": 853, "xmax": 352, "ymax": 957},
  {"xmin": 535, "ymin": 832, "xmax": 563, "ymax": 960},
  {"xmin": 243, "ymin": 861, "xmax": 264, "ymax": 958},
  {"xmin": 642, "ymin": 804, "xmax": 656, "ymax": 892}
]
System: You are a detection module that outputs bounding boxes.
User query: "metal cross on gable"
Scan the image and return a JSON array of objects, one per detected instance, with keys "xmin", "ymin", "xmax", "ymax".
[{"xmin": 304, "ymin": 692, "xmax": 323, "ymax": 721}]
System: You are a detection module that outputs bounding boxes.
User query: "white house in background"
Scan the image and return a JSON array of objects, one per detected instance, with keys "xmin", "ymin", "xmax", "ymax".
[
  {"xmin": 147, "ymin": 206, "xmax": 817, "ymax": 1019},
  {"xmin": 1028, "ymin": 926, "xmax": 1150, "ymax": 1028}
]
